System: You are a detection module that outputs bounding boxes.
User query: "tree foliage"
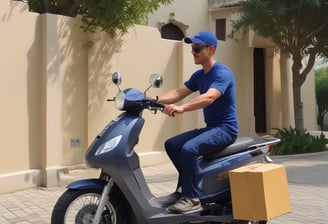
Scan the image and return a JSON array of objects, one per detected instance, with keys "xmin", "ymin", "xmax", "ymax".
[
  {"xmin": 20, "ymin": 0, "xmax": 173, "ymax": 37},
  {"xmin": 230, "ymin": 0, "xmax": 328, "ymax": 133},
  {"xmin": 315, "ymin": 66, "xmax": 328, "ymax": 130},
  {"xmin": 77, "ymin": 0, "xmax": 172, "ymax": 37}
]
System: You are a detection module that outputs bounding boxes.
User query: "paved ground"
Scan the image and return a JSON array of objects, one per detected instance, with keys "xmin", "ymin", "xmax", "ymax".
[{"xmin": 0, "ymin": 151, "xmax": 327, "ymax": 224}]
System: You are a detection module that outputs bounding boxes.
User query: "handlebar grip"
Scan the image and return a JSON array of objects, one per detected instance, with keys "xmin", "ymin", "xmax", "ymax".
[
  {"xmin": 143, "ymin": 99, "xmax": 165, "ymax": 111},
  {"xmin": 152, "ymin": 101, "xmax": 165, "ymax": 109}
]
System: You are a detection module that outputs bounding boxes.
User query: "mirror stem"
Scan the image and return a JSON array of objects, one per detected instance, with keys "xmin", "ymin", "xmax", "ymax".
[{"xmin": 144, "ymin": 85, "xmax": 152, "ymax": 94}]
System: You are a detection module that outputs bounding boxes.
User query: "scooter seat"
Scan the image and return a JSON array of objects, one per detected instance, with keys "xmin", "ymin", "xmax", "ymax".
[{"xmin": 202, "ymin": 137, "xmax": 256, "ymax": 160}]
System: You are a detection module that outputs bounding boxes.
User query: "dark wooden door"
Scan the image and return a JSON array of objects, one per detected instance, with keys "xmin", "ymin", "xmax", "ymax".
[{"xmin": 253, "ymin": 48, "xmax": 267, "ymax": 133}]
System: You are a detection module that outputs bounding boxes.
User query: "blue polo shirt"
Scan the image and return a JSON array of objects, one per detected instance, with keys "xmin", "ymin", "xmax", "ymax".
[{"xmin": 184, "ymin": 62, "xmax": 238, "ymax": 134}]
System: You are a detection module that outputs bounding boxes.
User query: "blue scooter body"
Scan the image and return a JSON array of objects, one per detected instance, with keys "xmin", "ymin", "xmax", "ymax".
[
  {"xmin": 61, "ymin": 75, "xmax": 279, "ymax": 224},
  {"xmin": 67, "ymin": 110, "xmax": 274, "ymax": 223}
]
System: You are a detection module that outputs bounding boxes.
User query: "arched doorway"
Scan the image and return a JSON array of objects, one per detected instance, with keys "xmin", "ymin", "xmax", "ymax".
[{"xmin": 160, "ymin": 23, "xmax": 185, "ymax": 41}]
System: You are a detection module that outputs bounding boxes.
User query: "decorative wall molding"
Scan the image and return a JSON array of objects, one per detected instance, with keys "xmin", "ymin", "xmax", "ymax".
[
  {"xmin": 158, "ymin": 13, "xmax": 189, "ymax": 36},
  {"xmin": 208, "ymin": 0, "xmax": 240, "ymax": 10}
]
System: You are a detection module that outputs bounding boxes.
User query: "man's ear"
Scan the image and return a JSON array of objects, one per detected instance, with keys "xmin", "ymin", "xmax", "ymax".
[{"xmin": 209, "ymin": 45, "xmax": 216, "ymax": 53}]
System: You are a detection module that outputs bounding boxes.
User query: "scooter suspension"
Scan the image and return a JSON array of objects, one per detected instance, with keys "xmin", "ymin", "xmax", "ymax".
[{"xmin": 92, "ymin": 178, "xmax": 114, "ymax": 224}]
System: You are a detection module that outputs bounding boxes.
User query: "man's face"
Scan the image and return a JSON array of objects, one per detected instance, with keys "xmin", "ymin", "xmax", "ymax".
[{"xmin": 191, "ymin": 44, "xmax": 211, "ymax": 65}]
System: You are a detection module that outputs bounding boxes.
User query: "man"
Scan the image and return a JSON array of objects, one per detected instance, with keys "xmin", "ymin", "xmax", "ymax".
[{"xmin": 157, "ymin": 30, "xmax": 238, "ymax": 213}]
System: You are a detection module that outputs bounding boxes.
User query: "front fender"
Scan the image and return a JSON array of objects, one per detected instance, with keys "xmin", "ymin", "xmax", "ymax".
[{"xmin": 67, "ymin": 178, "xmax": 107, "ymax": 191}]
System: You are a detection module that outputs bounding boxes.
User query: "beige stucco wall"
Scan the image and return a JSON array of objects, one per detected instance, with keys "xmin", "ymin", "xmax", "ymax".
[
  {"xmin": 0, "ymin": 1, "xmax": 43, "ymax": 192},
  {"xmin": 301, "ymin": 69, "xmax": 317, "ymax": 130},
  {"xmin": 42, "ymin": 13, "xmax": 89, "ymax": 168},
  {"xmin": 0, "ymin": 0, "xmax": 318, "ymax": 193},
  {"xmin": 0, "ymin": 1, "xmax": 90, "ymax": 191},
  {"xmin": 0, "ymin": 1, "xmax": 42, "ymax": 174}
]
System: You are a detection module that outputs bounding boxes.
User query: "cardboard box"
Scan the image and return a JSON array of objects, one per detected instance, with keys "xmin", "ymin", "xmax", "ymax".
[{"xmin": 229, "ymin": 163, "xmax": 291, "ymax": 221}]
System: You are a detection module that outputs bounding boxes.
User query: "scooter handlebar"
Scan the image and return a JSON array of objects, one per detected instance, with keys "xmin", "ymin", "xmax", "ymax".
[{"xmin": 143, "ymin": 99, "xmax": 165, "ymax": 111}]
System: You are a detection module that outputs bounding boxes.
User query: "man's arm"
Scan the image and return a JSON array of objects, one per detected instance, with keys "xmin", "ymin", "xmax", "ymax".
[
  {"xmin": 182, "ymin": 88, "xmax": 221, "ymax": 111},
  {"xmin": 163, "ymin": 88, "xmax": 221, "ymax": 117},
  {"xmin": 157, "ymin": 85, "xmax": 192, "ymax": 104}
]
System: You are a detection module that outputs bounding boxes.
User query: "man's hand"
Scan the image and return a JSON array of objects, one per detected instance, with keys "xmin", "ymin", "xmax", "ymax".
[{"xmin": 163, "ymin": 104, "xmax": 184, "ymax": 117}]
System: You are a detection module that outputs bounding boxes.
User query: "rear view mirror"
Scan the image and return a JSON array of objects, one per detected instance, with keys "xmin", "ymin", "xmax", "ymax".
[
  {"xmin": 149, "ymin": 74, "xmax": 163, "ymax": 88},
  {"xmin": 112, "ymin": 72, "xmax": 122, "ymax": 86}
]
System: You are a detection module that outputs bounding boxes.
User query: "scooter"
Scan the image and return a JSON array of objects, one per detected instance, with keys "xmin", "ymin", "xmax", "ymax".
[{"xmin": 51, "ymin": 72, "xmax": 280, "ymax": 224}]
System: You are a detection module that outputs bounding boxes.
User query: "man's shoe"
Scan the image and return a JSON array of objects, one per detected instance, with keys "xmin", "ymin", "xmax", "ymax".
[
  {"xmin": 167, "ymin": 197, "xmax": 201, "ymax": 214},
  {"xmin": 157, "ymin": 191, "xmax": 181, "ymax": 205}
]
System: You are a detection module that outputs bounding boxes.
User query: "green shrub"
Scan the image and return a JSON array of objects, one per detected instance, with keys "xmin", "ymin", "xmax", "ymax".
[{"xmin": 271, "ymin": 127, "xmax": 328, "ymax": 155}]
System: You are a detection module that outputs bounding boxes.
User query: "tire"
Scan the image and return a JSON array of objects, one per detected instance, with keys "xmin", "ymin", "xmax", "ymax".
[{"xmin": 51, "ymin": 188, "xmax": 133, "ymax": 224}]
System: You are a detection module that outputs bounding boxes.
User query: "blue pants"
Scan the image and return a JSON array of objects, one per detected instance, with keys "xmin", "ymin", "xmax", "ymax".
[{"xmin": 165, "ymin": 127, "xmax": 237, "ymax": 198}]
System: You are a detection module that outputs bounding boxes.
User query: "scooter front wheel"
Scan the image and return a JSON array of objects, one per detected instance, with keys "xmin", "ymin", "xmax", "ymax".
[{"xmin": 51, "ymin": 188, "xmax": 132, "ymax": 224}]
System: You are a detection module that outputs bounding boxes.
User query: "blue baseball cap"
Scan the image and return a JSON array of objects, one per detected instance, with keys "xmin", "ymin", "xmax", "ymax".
[{"xmin": 184, "ymin": 31, "xmax": 218, "ymax": 48}]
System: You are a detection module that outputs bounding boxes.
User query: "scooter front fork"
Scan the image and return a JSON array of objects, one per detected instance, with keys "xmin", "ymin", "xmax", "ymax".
[{"xmin": 92, "ymin": 178, "xmax": 114, "ymax": 224}]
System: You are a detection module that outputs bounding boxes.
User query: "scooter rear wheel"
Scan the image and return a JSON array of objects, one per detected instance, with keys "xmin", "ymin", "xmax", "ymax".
[{"xmin": 51, "ymin": 188, "xmax": 132, "ymax": 224}]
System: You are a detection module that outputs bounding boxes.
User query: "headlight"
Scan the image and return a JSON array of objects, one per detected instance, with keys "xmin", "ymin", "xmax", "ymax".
[
  {"xmin": 95, "ymin": 135, "xmax": 123, "ymax": 156},
  {"xmin": 115, "ymin": 91, "xmax": 125, "ymax": 110}
]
